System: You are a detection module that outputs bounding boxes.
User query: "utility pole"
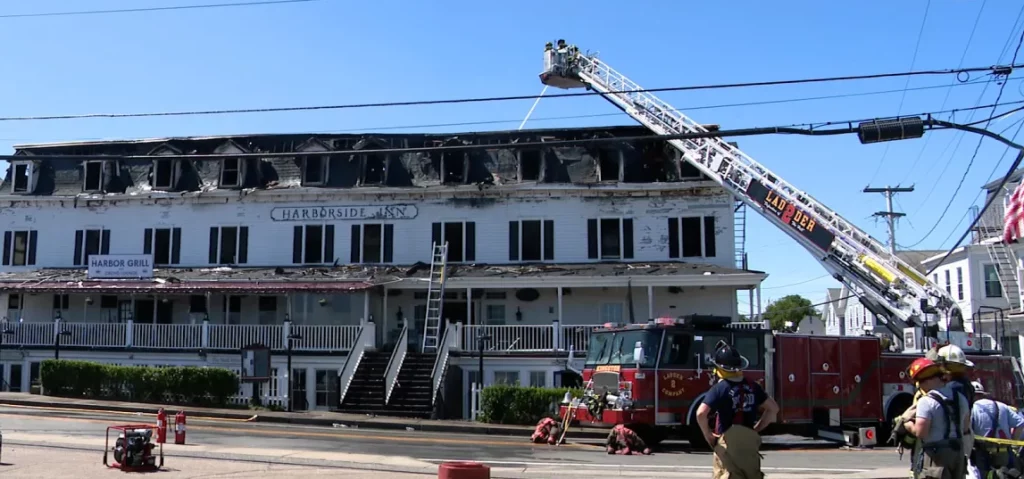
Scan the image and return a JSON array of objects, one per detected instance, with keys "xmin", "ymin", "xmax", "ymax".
[{"xmin": 863, "ymin": 185, "xmax": 915, "ymax": 253}]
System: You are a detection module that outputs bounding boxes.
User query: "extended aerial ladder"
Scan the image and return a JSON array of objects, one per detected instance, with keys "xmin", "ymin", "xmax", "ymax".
[{"xmin": 539, "ymin": 40, "xmax": 963, "ymax": 343}]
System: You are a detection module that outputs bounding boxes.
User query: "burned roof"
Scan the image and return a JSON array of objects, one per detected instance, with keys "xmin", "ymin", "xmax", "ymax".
[
  {"xmin": 5, "ymin": 125, "xmax": 719, "ymax": 198},
  {"xmin": 0, "ymin": 262, "xmax": 763, "ymax": 293}
]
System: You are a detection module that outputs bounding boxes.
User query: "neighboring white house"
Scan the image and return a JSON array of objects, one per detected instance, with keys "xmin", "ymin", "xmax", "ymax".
[{"xmin": 0, "ymin": 126, "xmax": 763, "ymax": 418}]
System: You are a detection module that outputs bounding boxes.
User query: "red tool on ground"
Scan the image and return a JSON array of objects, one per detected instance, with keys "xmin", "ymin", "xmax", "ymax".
[
  {"xmin": 174, "ymin": 410, "xmax": 186, "ymax": 445},
  {"xmin": 102, "ymin": 425, "xmax": 164, "ymax": 472},
  {"xmin": 437, "ymin": 462, "xmax": 490, "ymax": 479}
]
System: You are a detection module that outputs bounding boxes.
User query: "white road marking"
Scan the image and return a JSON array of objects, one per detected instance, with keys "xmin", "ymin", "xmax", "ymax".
[{"xmin": 417, "ymin": 459, "xmax": 869, "ymax": 473}]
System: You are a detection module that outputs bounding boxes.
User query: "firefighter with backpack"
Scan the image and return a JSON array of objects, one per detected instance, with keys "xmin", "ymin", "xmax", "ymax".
[
  {"xmin": 900, "ymin": 356, "xmax": 973, "ymax": 478},
  {"xmin": 695, "ymin": 340, "xmax": 780, "ymax": 479}
]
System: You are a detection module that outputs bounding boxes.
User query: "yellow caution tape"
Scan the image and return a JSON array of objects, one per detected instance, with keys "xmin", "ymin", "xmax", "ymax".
[{"xmin": 974, "ymin": 436, "xmax": 1024, "ymax": 447}]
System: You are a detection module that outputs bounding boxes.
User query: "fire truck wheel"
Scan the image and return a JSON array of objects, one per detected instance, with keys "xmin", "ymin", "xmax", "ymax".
[{"xmin": 685, "ymin": 424, "xmax": 711, "ymax": 451}]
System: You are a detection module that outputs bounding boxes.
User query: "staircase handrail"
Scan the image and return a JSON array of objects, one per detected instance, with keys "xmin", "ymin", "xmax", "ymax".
[
  {"xmin": 383, "ymin": 325, "xmax": 409, "ymax": 405},
  {"xmin": 430, "ymin": 321, "xmax": 453, "ymax": 407},
  {"xmin": 979, "ymin": 210, "xmax": 1022, "ymax": 312},
  {"xmin": 337, "ymin": 321, "xmax": 375, "ymax": 407}
]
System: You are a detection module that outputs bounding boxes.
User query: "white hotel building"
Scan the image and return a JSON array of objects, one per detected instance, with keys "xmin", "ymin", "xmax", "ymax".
[{"xmin": 0, "ymin": 126, "xmax": 763, "ymax": 418}]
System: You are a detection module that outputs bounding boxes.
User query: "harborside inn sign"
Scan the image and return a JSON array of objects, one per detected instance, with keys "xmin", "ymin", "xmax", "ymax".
[
  {"xmin": 270, "ymin": 204, "xmax": 418, "ymax": 222},
  {"xmin": 88, "ymin": 254, "xmax": 154, "ymax": 279}
]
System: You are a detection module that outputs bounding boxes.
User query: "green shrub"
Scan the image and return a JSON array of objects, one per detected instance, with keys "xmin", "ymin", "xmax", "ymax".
[
  {"xmin": 477, "ymin": 384, "xmax": 582, "ymax": 425},
  {"xmin": 41, "ymin": 360, "xmax": 239, "ymax": 407}
]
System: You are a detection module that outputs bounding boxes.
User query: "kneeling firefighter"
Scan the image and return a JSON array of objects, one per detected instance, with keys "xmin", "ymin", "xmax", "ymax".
[
  {"xmin": 902, "ymin": 357, "xmax": 972, "ymax": 479},
  {"xmin": 696, "ymin": 340, "xmax": 780, "ymax": 479}
]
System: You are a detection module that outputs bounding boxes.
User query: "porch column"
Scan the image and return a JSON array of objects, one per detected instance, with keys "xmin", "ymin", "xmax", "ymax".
[
  {"xmin": 362, "ymin": 290, "xmax": 370, "ymax": 325},
  {"xmin": 286, "ymin": 294, "xmax": 292, "ymax": 324},
  {"xmin": 382, "ymin": 288, "xmax": 389, "ymax": 337},
  {"xmin": 755, "ymin": 283, "xmax": 763, "ymax": 321},
  {"xmin": 646, "ymin": 285, "xmax": 654, "ymax": 321},
  {"xmin": 748, "ymin": 289, "xmax": 754, "ymax": 320},
  {"xmin": 466, "ymin": 287, "xmax": 473, "ymax": 325},
  {"xmin": 557, "ymin": 287, "xmax": 563, "ymax": 324}
]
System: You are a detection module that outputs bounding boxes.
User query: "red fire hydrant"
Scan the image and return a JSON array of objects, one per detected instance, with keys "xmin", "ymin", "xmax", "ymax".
[
  {"xmin": 174, "ymin": 410, "xmax": 186, "ymax": 445},
  {"xmin": 155, "ymin": 408, "xmax": 167, "ymax": 444}
]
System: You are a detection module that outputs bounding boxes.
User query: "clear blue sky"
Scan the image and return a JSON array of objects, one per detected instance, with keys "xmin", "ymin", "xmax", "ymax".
[{"xmin": 1, "ymin": 0, "xmax": 1022, "ymax": 312}]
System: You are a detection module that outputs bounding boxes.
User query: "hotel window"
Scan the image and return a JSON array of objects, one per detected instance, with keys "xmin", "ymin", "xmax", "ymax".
[
  {"xmin": 143, "ymin": 228, "xmax": 182, "ymax": 266},
  {"xmin": 220, "ymin": 158, "xmax": 243, "ymax": 187},
  {"xmin": 509, "ymin": 220, "xmax": 554, "ymax": 261},
  {"xmin": 11, "ymin": 162, "xmax": 31, "ymax": 193},
  {"xmin": 956, "ymin": 267, "xmax": 964, "ymax": 301},
  {"xmin": 292, "ymin": 225, "xmax": 335, "ymax": 265},
  {"xmin": 301, "ymin": 155, "xmax": 328, "ymax": 186},
  {"xmin": 209, "ymin": 226, "xmax": 249, "ymax": 265},
  {"xmin": 2, "ymin": 230, "xmax": 37, "ymax": 266},
  {"xmin": 668, "ymin": 216, "xmax": 717, "ymax": 258},
  {"xmin": 587, "ymin": 218, "xmax": 633, "ymax": 260},
  {"xmin": 431, "ymin": 222, "xmax": 475, "ymax": 263},
  {"xmin": 73, "ymin": 229, "xmax": 111, "ymax": 266},
  {"xmin": 350, "ymin": 224, "xmax": 394, "ymax": 264}
]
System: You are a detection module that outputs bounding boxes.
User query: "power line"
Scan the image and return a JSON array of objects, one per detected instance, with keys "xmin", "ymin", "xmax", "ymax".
[
  {"xmin": 0, "ymin": 0, "xmax": 321, "ymax": 19},
  {"xmin": 898, "ymin": 0, "xmax": 988, "ymax": 185},
  {"xmin": 761, "ymin": 275, "xmax": 830, "ymax": 290},
  {"xmin": 867, "ymin": 0, "xmax": 932, "ymax": 185},
  {"xmin": 6, "ymin": 77, "xmax": 1012, "ymax": 145},
  {"xmin": 906, "ymin": 23, "xmax": 1024, "ymax": 250},
  {"xmin": 0, "ymin": 64, "xmax": 1017, "ymax": 123},
  {"xmin": 6, "ymin": 101, "xmax": 1019, "ymax": 161}
]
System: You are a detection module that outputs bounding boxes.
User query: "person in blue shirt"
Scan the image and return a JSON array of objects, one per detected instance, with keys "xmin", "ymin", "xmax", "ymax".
[
  {"xmin": 696, "ymin": 340, "xmax": 779, "ymax": 479},
  {"xmin": 969, "ymin": 381, "xmax": 1024, "ymax": 479}
]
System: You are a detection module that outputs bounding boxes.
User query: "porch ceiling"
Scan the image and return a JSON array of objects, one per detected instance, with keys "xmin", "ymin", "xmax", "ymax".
[{"xmin": 0, "ymin": 261, "xmax": 764, "ymax": 293}]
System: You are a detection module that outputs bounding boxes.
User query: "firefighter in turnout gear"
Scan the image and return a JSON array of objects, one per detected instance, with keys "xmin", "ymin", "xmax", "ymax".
[
  {"xmin": 969, "ymin": 381, "xmax": 1024, "ymax": 479},
  {"xmin": 902, "ymin": 357, "xmax": 972, "ymax": 479},
  {"xmin": 938, "ymin": 344, "xmax": 977, "ymax": 474},
  {"xmin": 696, "ymin": 340, "xmax": 780, "ymax": 479}
]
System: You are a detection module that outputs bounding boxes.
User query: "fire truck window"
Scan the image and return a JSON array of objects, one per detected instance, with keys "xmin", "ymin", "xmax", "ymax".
[
  {"xmin": 660, "ymin": 333, "xmax": 695, "ymax": 367},
  {"xmin": 585, "ymin": 333, "xmax": 613, "ymax": 365},
  {"xmin": 734, "ymin": 336, "xmax": 762, "ymax": 368},
  {"xmin": 702, "ymin": 334, "xmax": 730, "ymax": 358}
]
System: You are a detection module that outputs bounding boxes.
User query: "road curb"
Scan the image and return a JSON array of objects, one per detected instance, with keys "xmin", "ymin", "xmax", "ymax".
[{"xmin": 0, "ymin": 397, "xmax": 611, "ymax": 440}]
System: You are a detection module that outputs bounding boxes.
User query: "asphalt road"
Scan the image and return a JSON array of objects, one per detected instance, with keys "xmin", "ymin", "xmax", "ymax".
[{"xmin": 0, "ymin": 405, "xmax": 908, "ymax": 475}]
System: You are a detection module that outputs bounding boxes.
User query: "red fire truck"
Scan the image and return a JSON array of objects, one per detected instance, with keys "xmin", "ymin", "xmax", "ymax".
[{"xmin": 561, "ymin": 315, "xmax": 1024, "ymax": 447}]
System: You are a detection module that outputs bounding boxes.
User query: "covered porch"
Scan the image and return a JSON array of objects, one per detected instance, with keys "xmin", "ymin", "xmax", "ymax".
[
  {"xmin": 0, "ymin": 267, "xmax": 381, "ymax": 352},
  {"xmin": 378, "ymin": 262, "xmax": 766, "ymax": 355}
]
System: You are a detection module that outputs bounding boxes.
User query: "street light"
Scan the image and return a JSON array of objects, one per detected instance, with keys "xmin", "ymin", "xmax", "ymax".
[
  {"xmin": 54, "ymin": 313, "xmax": 72, "ymax": 360},
  {"xmin": 476, "ymin": 331, "xmax": 492, "ymax": 390},
  {"xmin": 0, "ymin": 321, "xmax": 13, "ymax": 392}
]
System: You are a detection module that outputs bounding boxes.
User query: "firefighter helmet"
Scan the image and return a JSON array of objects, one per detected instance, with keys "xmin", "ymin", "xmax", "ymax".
[
  {"xmin": 709, "ymin": 340, "xmax": 749, "ymax": 372},
  {"xmin": 908, "ymin": 357, "xmax": 943, "ymax": 381},
  {"xmin": 937, "ymin": 344, "xmax": 975, "ymax": 369}
]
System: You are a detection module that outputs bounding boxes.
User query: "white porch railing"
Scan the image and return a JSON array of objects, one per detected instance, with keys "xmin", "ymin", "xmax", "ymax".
[
  {"xmin": 337, "ymin": 321, "xmax": 376, "ymax": 407},
  {"xmin": 0, "ymin": 320, "xmax": 363, "ymax": 352},
  {"xmin": 384, "ymin": 325, "xmax": 408, "ymax": 405},
  {"xmin": 453, "ymin": 321, "xmax": 604, "ymax": 354},
  {"xmin": 430, "ymin": 321, "xmax": 455, "ymax": 408}
]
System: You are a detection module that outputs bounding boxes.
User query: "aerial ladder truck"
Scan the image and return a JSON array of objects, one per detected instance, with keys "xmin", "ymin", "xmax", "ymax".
[{"xmin": 539, "ymin": 39, "xmax": 963, "ymax": 347}]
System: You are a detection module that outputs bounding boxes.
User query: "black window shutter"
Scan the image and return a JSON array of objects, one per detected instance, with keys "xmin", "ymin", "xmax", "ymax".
[
  {"xmin": 238, "ymin": 227, "xmax": 249, "ymax": 264},
  {"xmin": 431, "ymin": 222, "xmax": 442, "ymax": 248},
  {"xmin": 324, "ymin": 225, "xmax": 335, "ymax": 263},
  {"xmin": 587, "ymin": 219, "xmax": 598, "ymax": 259},
  {"xmin": 465, "ymin": 222, "xmax": 476, "ymax": 262},
  {"xmin": 622, "ymin": 219, "xmax": 634, "ymax": 259},
  {"xmin": 668, "ymin": 218, "xmax": 680, "ymax": 259},
  {"xmin": 350, "ymin": 225, "xmax": 361, "ymax": 263},
  {"xmin": 508, "ymin": 221, "xmax": 519, "ymax": 261},
  {"xmin": 704, "ymin": 216, "xmax": 717, "ymax": 257},
  {"xmin": 171, "ymin": 228, "xmax": 182, "ymax": 264},
  {"xmin": 292, "ymin": 226, "xmax": 303, "ymax": 264},
  {"xmin": 2, "ymin": 232, "xmax": 10, "ymax": 266},
  {"xmin": 100, "ymin": 229, "xmax": 110, "ymax": 255},
  {"xmin": 543, "ymin": 220, "xmax": 555, "ymax": 260},
  {"xmin": 208, "ymin": 227, "xmax": 219, "ymax": 264},
  {"xmin": 73, "ymin": 230, "xmax": 84, "ymax": 266},
  {"xmin": 383, "ymin": 224, "xmax": 394, "ymax": 263},
  {"xmin": 143, "ymin": 229, "xmax": 153, "ymax": 255},
  {"xmin": 27, "ymin": 230, "xmax": 37, "ymax": 265}
]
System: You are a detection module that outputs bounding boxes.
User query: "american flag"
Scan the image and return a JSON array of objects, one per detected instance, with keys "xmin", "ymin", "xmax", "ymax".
[{"xmin": 1004, "ymin": 181, "xmax": 1024, "ymax": 243}]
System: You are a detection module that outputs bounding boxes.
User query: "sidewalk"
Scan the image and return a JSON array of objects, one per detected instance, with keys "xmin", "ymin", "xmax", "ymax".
[{"xmin": 0, "ymin": 392, "xmax": 610, "ymax": 439}]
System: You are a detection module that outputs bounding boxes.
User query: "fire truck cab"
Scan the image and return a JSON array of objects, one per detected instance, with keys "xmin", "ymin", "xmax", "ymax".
[{"xmin": 563, "ymin": 314, "xmax": 1024, "ymax": 447}]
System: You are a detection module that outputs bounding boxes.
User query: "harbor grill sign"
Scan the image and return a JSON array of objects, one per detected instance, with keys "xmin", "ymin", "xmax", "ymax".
[
  {"xmin": 88, "ymin": 254, "xmax": 154, "ymax": 279},
  {"xmin": 270, "ymin": 204, "xmax": 418, "ymax": 222}
]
